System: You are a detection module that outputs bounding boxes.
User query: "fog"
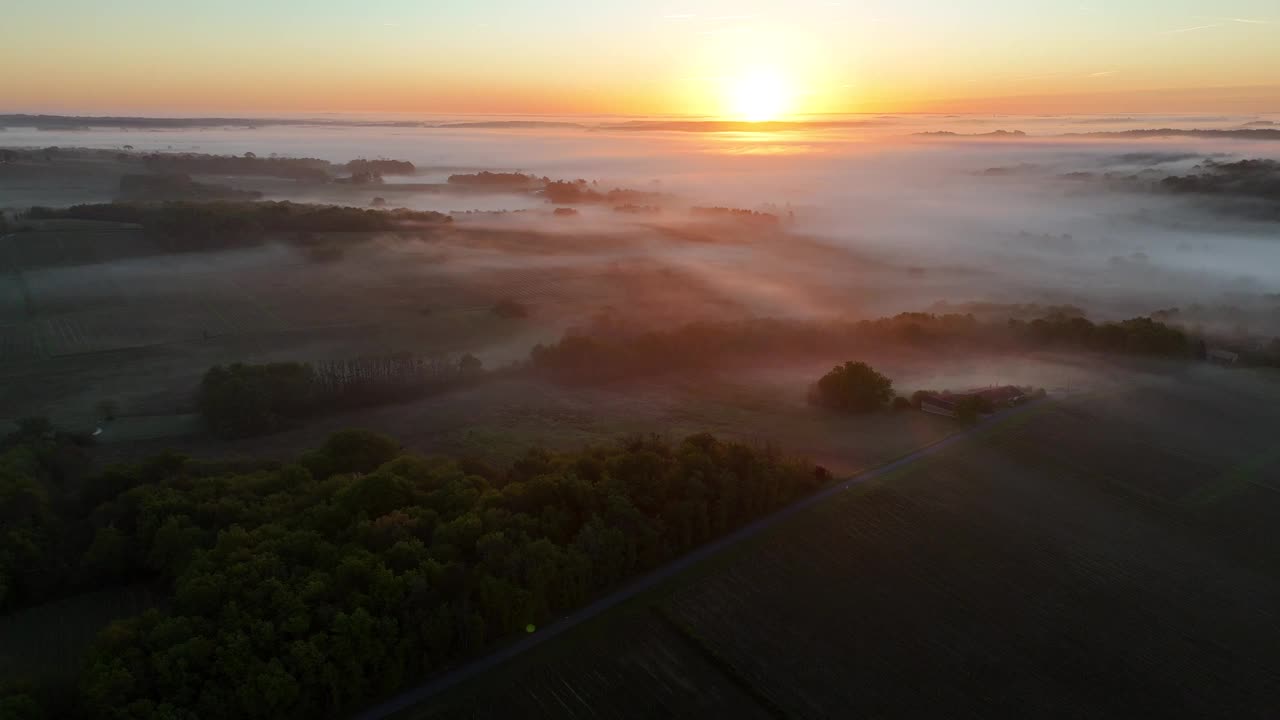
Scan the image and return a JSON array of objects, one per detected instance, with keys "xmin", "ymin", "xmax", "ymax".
[{"xmin": 5, "ymin": 113, "xmax": 1280, "ymax": 340}]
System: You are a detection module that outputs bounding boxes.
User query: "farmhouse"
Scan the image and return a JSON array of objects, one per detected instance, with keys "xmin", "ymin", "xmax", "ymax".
[
  {"xmin": 970, "ymin": 385, "xmax": 1027, "ymax": 407},
  {"xmin": 920, "ymin": 394, "xmax": 958, "ymax": 418},
  {"xmin": 919, "ymin": 385, "xmax": 1026, "ymax": 419}
]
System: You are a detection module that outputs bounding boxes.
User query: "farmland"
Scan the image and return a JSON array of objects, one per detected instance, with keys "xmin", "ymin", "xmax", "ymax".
[
  {"xmin": 400, "ymin": 609, "xmax": 774, "ymax": 720},
  {"xmin": 0, "ymin": 211, "xmax": 1100, "ymax": 470},
  {"xmin": 0, "ymin": 217, "xmax": 734, "ymax": 431},
  {"xmin": 6, "ymin": 142, "xmax": 1280, "ymax": 720},
  {"xmin": 409, "ymin": 367, "xmax": 1280, "ymax": 719}
]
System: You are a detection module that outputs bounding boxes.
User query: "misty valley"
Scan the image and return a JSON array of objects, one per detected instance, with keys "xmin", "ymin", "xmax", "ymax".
[{"xmin": 3, "ymin": 114, "xmax": 1280, "ymax": 719}]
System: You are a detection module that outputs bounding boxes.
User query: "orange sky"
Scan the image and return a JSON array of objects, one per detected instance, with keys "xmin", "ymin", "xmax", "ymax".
[{"xmin": 4, "ymin": 1, "xmax": 1279, "ymax": 117}]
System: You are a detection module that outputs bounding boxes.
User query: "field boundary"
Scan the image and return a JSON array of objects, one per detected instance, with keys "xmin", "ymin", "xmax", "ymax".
[
  {"xmin": 651, "ymin": 606, "xmax": 791, "ymax": 719},
  {"xmin": 359, "ymin": 398, "xmax": 1049, "ymax": 720}
]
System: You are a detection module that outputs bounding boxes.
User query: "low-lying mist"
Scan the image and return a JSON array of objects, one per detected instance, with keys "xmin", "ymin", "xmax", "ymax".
[{"xmin": 5, "ymin": 113, "xmax": 1280, "ymax": 348}]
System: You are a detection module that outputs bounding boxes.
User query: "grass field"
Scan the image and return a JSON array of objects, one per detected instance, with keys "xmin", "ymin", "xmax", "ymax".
[
  {"xmin": 408, "ymin": 367, "xmax": 1280, "ymax": 719},
  {"xmin": 0, "ymin": 216, "xmax": 780, "ymax": 432}
]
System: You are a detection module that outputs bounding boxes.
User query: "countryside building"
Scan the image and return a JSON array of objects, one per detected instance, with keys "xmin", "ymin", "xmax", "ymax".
[
  {"xmin": 971, "ymin": 385, "xmax": 1027, "ymax": 407},
  {"xmin": 920, "ymin": 394, "xmax": 959, "ymax": 418},
  {"xmin": 919, "ymin": 385, "xmax": 1026, "ymax": 419}
]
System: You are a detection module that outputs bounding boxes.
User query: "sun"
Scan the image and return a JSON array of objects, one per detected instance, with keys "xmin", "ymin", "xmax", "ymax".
[{"xmin": 726, "ymin": 68, "xmax": 792, "ymax": 122}]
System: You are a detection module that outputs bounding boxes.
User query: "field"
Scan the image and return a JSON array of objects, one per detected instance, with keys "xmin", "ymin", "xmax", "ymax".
[
  {"xmin": 1, "ymin": 212, "xmax": 1102, "ymax": 473},
  {"xmin": 407, "ymin": 609, "xmax": 775, "ymax": 720},
  {"xmin": 0, "ymin": 218, "xmax": 686, "ymax": 430},
  {"xmin": 409, "ymin": 367, "xmax": 1280, "ymax": 719}
]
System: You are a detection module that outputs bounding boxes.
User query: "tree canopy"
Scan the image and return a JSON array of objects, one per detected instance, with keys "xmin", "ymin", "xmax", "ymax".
[
  {"xmin": 810, "ymin": 361, "xmax": 894, "ymax": 413},
  {"xmin": 199, "ymin": 356, "xmax": 485, "ymax": 438},
  {"xmin": 0, "ymin": 425, "xmax": 827, "ymax": 719}
]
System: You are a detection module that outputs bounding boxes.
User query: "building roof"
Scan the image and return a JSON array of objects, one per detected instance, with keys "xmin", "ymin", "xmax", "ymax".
[
  {"xmin": 968, "ymin": 385, "xmax": 1026, "ymax": 404},
  {"xmin": 920, "ymin": 395, "xmax": 957, "ymax": 410}
]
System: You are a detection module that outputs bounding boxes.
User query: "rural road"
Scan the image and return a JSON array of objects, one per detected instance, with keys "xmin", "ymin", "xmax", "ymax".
[{"xmin": 354, "ymin": 400, "xmax": 1044, "ymax": 720}]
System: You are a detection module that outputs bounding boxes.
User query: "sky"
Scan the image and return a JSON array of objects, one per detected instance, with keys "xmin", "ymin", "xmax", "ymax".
[{"xmin": 4, "ymin": 0, "xmax": 1280, "ymax": 117}]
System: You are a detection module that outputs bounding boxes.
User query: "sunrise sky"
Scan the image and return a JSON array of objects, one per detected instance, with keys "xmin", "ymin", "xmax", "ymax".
[{"xmin": 5, "ymin": 0, "xmax": 1279, "ymax": 117}]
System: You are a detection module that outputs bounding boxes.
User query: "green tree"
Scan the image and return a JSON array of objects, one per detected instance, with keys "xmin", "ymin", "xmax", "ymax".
[{"xmin": 811, "ymin": 361, "xmax": 894, "ymax": 413}]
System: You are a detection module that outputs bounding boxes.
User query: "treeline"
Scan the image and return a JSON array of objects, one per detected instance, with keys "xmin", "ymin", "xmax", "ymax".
[
  {"xmin": 529, "ymin": 311, "xmax": 1194, "ymax": 383},
  {"xmin": 200, "ymin": 355, "xmax": 483, "ymax": 438},
  {"xmin": 612, "ymin": 204, "xmax": 661, "ymax": 215},
  {"xmin": 1, "ymin": 426, "xmax": 826, "ymax": 718},
  {"xmin": 543, "ymin": 180, "xmax": 664, "ymax": 205},
  {"xmin": 1156, "ymin": 159, "xmax": 1280, "ymax": 213},
  {"xmin": 345, "ymin": 159, "xmax": 415, "ymax": 175},
  {"xmin": 1017, "ymin": 314, "xmax": 1189, "ymax": 355},
  {"xmin": 439, "ymin": 173, "xmax": 667, "ymax": 206},
  {"xmin": 24, "ymin": 201, "xmax": 450, "ymax": 252},
  {"xmin": 141, "ymin": 153, "xmax": 331, "ymax": 181},
  {"xmin": 446, "ymin": 171, "xmax": 542, "ymax": 188},
  {"xmin": 690, "ymin": 206, "xmax": 779, "ymax": 225}
]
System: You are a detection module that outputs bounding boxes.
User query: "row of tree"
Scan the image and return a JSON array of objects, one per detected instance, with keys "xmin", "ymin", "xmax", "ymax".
[
  {"xmin": 199, "ymin": 355, "xmax": 484, "ymax": 439},
  {"xmin": 445, "ymin": 172, "xmax": 543, "ymax": 188},
  {"xmin": 2, "ymin": 424, "xmax": 828, "ymax": 719},
  {"xmin": 345, "ymin": 159, "xmax": 415, "ymax": 176},
  {"xmin": 689, "ymin": 206, "xmax": 780, "ymax": 225},
  {"xmin": 141, "ymin": 153, "xmax": 331, "ymax": 181},
  {"xmin": 542, "ymin": 180, "xmax": 664, "ymax": 205},
  {"xmin": 528, "ymin": 311, "xmax": 1194, "ymax": 384}
]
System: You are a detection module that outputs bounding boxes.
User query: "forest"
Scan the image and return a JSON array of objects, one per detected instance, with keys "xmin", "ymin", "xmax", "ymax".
[{"xmin": 0, "ymin": 422, "xmax": 825, "ymax": 719}]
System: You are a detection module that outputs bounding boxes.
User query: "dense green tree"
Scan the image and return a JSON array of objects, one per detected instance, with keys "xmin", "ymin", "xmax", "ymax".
[
  {"xmin": 810, "ymin": 361, "xmax": 894, "ymax": 413},
  {"xmin": 51, "ymin": 430, "xmax": 825, "ymax": 719},
  {"xmin": 199, "ymin": 357, "xmax": 488, "ymax": 438}
]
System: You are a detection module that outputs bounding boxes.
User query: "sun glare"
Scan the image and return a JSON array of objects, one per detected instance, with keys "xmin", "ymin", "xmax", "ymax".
[{"xmin": 726, "ymin": 68, "xmax": 792, "ymax": 122}]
